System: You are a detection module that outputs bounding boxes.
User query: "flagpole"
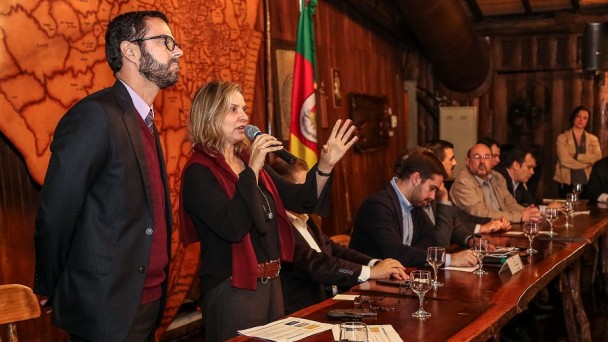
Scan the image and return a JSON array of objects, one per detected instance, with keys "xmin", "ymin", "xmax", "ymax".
[{"xmin": 264, "ymin": 0, "xmax": 274, "ymax": 135}]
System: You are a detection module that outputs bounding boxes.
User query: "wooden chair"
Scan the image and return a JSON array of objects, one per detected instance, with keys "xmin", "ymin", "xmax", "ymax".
[
  {"xmin": 0, "ymin": 284, "xmax": 41, "ymax": 342},
  {"xmin": 329, "ymin": 234, "xmax": 351, "ymax": 247}
]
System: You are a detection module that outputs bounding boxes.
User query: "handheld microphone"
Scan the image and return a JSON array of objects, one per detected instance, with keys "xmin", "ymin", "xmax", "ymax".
[{"xmin": 245, "ymin": 125, "xmax": 297, "ymax": 165}]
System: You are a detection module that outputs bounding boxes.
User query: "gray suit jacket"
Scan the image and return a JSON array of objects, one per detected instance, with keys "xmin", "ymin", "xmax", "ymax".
[{"xmin": 34, "ymin": 81, "xmax": 172, "ymax": 341}]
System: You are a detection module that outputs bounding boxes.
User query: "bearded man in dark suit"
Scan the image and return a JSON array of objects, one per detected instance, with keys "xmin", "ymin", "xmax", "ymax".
[
  {"xmin": 350, "ymin": 149, "xmax": 478, "ymax": 268},
  {"xmin": 34, "ymin": 11, "xmax": 183, "ymax": 341}
]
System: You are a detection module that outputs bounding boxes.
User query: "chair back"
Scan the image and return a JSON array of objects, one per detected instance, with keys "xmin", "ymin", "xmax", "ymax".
[
  {"xmin": 0, "ymin": 284, "xmax": 41, "ymax": 342},
  {"xmin": 329, "ymin": 234, "xmax": 351, "ymax": 247}
]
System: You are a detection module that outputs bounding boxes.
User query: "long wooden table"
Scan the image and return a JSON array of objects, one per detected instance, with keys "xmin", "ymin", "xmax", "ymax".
[{"xmin": 230, "ymin": 204, "xmax": 608, "ymax": 341}]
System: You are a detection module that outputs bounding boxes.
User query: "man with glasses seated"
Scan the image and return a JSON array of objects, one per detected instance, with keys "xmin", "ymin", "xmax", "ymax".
[
  {"xmin": 270, "ymin": 157, "xmax": 407, "ymax": 314},
  {"xmin": 478, "ymin": 137, "xmax": 502, "ymax": 170},
  {"xmin": 450, "ymin": 143, "xmax": 541, "ymax": 223}
]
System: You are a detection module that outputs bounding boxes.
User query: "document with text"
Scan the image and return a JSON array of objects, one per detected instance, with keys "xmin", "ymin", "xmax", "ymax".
[
  {"xmin": 238, "ymin": 317, "xmax": 333, "ymax": 341},
  {"xmin": 331, "ymin": 324, "xmax": 403, "ymax": 342}
]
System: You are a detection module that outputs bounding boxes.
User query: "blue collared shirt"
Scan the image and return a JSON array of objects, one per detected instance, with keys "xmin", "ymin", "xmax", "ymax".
[{"xmin": 390, "ymin": 177, "xmax": 414, "ymax": 246}]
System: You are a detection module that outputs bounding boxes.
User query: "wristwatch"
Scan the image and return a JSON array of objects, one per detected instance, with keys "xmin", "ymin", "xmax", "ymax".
[{"xmin": 316, "ymin": 168, "xmax": 332, "ymax": 177}]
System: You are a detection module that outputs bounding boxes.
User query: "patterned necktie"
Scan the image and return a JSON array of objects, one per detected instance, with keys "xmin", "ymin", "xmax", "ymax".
[{"xmin": 145, "ymin": 109, "xmax": 154, "ymax": 134}]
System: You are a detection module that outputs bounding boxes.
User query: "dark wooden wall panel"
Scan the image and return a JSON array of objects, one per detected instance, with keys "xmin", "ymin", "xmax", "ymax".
[
  {"xmin": 479, "ymin": 33, "xmax": 607, "ymax": 200},
  {"xmin": 264, "ymin": 0, "xmax": 418, "ymax": 234},
  {"xmin": 0, "ymin": 133, "xmax": 68, "ymax": 341}
]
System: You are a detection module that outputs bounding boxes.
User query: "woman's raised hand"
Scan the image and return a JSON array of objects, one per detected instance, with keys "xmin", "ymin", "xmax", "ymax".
[{"xmin": 318, "ymin": 119, "xmax": 358, "ymax": 172}]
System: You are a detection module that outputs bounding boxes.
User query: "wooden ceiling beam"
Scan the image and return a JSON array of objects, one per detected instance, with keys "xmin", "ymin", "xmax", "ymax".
[
  {"xmin": 473, "ymin": 11, "xmax": 608, "ymax": 35},
  {"xmin": 464, "ymin": 0, "xmax": 484, "ymax": 22},
  {"xmin": 325, "ymin": 0, "xmax": 416, "ymax": 47}
]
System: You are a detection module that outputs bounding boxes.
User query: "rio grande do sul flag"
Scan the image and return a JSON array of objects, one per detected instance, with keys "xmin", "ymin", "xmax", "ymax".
[{"xmin": 289, "ymin": 0, "xmax": 318, "ymax": 167}]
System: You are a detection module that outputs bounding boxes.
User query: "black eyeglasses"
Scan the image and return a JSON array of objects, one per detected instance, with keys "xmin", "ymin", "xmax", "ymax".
[
  {"xmin": 130, "ymin": 35, "xmax": 181, "ymax": 51},
  {"xmin": 354, "ymin": 296, "xmax": 400, "ymax": 312},
  {"xmin": 470, "ymin": 154, "xmax": 492, "ymax": 160}
]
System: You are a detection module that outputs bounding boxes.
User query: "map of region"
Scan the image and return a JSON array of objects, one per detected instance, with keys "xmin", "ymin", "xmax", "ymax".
[{"xmin": 0, "ymin": 0, "xmax": 262, "ymax": 333}]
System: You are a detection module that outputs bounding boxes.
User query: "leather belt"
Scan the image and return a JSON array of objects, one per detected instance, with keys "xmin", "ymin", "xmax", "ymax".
[
  {"xmin": 257, "ymin": 259, "xmax": 281, "ymax": 283},
  {"xmin": 227, "ymin": 259, "xmax": 281, "ymax": 284}
]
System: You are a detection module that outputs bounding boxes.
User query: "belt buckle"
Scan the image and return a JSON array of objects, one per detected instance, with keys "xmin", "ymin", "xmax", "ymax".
[{"xmin": 259, "ymin": 259, "xmax": 280, "ymax": 283}]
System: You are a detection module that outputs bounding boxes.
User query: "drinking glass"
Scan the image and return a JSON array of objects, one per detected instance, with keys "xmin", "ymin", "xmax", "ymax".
[
  {"xmin": 522, "ymin": 221, "xmax": 539, "ymax": 254},
  {"xmin": 572, "ymin": 183, "xmax": 583, "ymax": 203},
  {"xmin": 426, "ymin": 247, "xmax": 446, "ymax": 289},
  {"xmin": 339, "ymin": 321, "xmax": 368, "ymax": 342},
  {"xmin": 410, "ymin": 270, "xmax": 432, "ymax": 319},
  {"xmin": 471, "ymin": 237, "xmax": 488, "ymax": 276},
  {"xmin": 545, "ymin": 207, "xmax": 558, "ymax": 237},
  {"xmin": 563, "ymin": 196, "xmax": 575, "ymax": 229}
]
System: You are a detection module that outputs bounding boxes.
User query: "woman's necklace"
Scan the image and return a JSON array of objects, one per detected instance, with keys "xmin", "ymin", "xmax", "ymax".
[{"xmin": 257, "ymin": 186, "xmax": 274, "ymax": 220}]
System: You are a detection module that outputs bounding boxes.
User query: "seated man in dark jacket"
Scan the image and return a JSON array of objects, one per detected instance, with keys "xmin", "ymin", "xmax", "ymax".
[
  {"xmin": 349, "ymin": 148, "xmax": 479, "ymax": 268},
  {"xmin": 584, "ymin": 156, "xmax": 608, "ymax": 202},
  {"xmin": 494, "ymin": 144, "xmax": 537, "ymax": 207},
  {"xmin": 271, "ymin": 158, "xmax": 407, "ymax": 314}
]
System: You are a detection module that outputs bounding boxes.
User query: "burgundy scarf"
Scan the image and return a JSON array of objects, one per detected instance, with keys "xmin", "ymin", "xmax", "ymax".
[{"xmin": 179, "ymin": 145, "xmax": 294, "ymax": 290}]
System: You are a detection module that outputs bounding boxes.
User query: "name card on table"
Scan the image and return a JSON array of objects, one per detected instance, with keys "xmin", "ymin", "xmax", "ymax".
[{"xmin": 499, "ymin": 254, "xmax": 524, "ymax": 275}]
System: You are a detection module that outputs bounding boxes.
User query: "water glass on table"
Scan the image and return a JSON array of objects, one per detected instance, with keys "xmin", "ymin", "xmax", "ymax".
[
  {"xmin": 339, "ymin": 321, "xmax": 368, "ymax": 342},
  {"xmin": 410, "ymin": 270, "xmax": 432, "ymax": 319},
  {"xmin": 523, "ymin": 221, "xmax": 539, "ymax": 254},
  {"xmin": 572, "ymin": 183, "xmax": 583, "ymax": 203},
  {"xmin": 545, "ymin": 207, "xmax": 558, "ymax": 237},
  {"xmin": 563, "ymin": 195, "xmax": 575, "ymax": 229},
  {"xmin": 427, "ymin": 247, "xmax": 446, "ymax": 289},
  {"xmin": 471, "ymin": 237, "xmax": 488, "ymax": 276}
]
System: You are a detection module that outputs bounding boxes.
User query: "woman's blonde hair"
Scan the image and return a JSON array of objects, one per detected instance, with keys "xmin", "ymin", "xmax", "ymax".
[{"xmin": 188, "ymin": 80, "xmax": 248, "ymax": 154}]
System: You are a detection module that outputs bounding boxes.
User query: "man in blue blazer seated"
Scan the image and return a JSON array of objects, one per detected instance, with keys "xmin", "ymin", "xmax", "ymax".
[
  {"xmin": 34, "ymin": 11, "xmax": 183, "ymax": 341},
  {"xmin": 271, "ymin": 158, "xmax": 407, "ymax": 314}
]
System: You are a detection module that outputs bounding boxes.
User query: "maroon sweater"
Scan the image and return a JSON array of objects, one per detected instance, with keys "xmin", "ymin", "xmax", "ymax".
[{"xmin": 138, "ymin": 119, "xmax": 168, "ymax": 304}]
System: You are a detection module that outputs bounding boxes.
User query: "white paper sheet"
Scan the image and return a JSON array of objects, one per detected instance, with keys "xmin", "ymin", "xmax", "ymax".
[
  {"xmin": 331, "ymin": 324, "xmax": 403, "ymax": 342},
  {"xmin": 333, "ymin": 294, "xmax": 359, "ymax": 301},
  {"xmin": 238, "ymin": 317, "xmax": 333, "ymax": 342},
  {"xmin": 442, "ymin": 265, "xmax": 479, "ymax": 272}
]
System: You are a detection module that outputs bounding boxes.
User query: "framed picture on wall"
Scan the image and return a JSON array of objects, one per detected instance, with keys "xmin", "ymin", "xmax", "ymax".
[
  {"xmin": 331, "ymin": 68, "xmax": 343, "ymax": 108},
  {"xmin": 349, "ymin": 94, "xmax": 390, "ymax": 153},
  {"xmin": 272, "ymin": 40, "xmax": 296, "ymax": 142}
]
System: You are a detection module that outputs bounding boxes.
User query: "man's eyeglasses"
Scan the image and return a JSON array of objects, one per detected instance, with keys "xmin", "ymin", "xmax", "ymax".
[
  {"xmin": 470, "ymin": 154, "xmax": 492, "ymax": 160},
  {"xmin": 130, "ymin": 35, "xmax": 181, "ymax": 51}
]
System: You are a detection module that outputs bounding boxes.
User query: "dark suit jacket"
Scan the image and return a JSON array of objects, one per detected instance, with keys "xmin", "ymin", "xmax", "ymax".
[
  {"xmin": 495, "ymin": 165, "xmax": 535, "ymax": 206},
  {"xmin": 433, "ymin": 203, "xmax": 474, "ymax": 248},
  {"xmin": 584, "ymin": 156, "xmax": 608, "ymax": 201},
  {"xmin": 281, "ymin": 217, "xmax": 372, "ymax": 314},
  {"xmin": 349, "ymin": 182, "xmax": 437, "ymax": 267},
  {"xmin": 440, "ymin": 203, "xmax": 491, "ymax": 234},
  {"xmin": 34, "ymin": 81, "xmax": 173, "ymax": 341}
]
